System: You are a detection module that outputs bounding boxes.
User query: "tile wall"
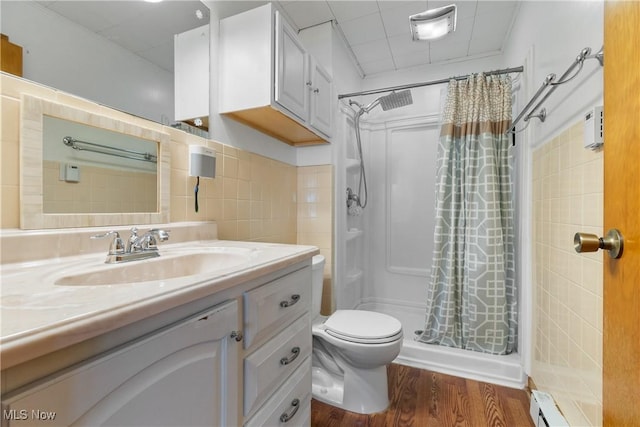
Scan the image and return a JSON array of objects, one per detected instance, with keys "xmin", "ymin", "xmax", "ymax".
[
  {"xmin": 532, "ymin": 121, "xmax": 603, "ymax": 426},
  {"xmin": 297, "ymin": 165, "xmax": 334, "ymax": 313},
  {"xmin": 1, "ymin": 74, "xmax": 333, "ymax": 285},
  {"xmin": 0, "ymin": 74, "xmax": 298, "ymax": 244},
  {"xmin": 42, "ymin": 160, "xmax": 157, "ymax": 213}
]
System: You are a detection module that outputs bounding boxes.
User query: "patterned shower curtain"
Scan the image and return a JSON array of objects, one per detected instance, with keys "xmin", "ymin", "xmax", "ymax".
[{"xmin": 417, "ymin": 74, "xmax": 517, "ymax": 355}]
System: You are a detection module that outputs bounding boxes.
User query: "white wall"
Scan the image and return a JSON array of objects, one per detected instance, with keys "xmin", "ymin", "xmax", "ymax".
[
  {"xmin": 1, "ymin": 1, "xmax": 174, "ymax": 124},
  {"xmin": 503, "ymin": 1, "xmax": 603, "ymax": 147}
]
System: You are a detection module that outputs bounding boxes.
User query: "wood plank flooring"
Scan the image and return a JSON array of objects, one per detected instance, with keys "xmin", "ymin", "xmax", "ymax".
[{"xmin": 311, "ymin": 364, "xmax": 534, "ymax": 427}]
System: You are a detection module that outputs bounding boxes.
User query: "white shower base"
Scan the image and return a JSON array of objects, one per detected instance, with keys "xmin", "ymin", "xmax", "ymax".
[{"xmin": 357, "ymin": 300, "xmax": 527, "ymax": 389}]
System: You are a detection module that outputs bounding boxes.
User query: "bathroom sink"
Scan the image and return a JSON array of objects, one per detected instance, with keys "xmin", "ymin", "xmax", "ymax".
[{"xmin": 54, "ymin": 250, "xmax": 253, "ymax": 286}]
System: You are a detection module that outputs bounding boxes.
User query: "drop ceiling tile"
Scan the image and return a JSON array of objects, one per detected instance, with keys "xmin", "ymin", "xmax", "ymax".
[
  {"xmin": 380, "ymin": 2, "xmax": 428, "ymax": 37},
  {"xmin": 387, "ymin": 33, "xmax": 429, "ymax": 56},
  {"xmin": 327, "ymin": 1, "xmax": 380, "ymax": 23},
  {"xmin": 473, "ymin": 11, "xmax": 513, "ymax": 43},
  {"xmin": 351, "ymin": 39, "xmax": 393, "ymax": 64},
  {"xmin": 145, "ymin": 1, "xmax": 208, "ymax": 36},
  {"xmin": 44, "ymin": 0, "xmax": 144, "ymax": 32},
  {"xmin": 393, "ymin": 52, "xmax": 430, "ymax": 69},
  {"xmin": 426, "ymin": 0, "xmax": 477, "ymax": 21},
  {"xmin": 359, "ymin": 56, "xmax": 396, "ymax": 75},
  {"xmin": 430, "ymin": 41, "xmax": 469, "ymax": 62},
  {"xmin": 339, "ymin": 12, "xmax": 387, "ymax": 46},
  {"xmin": 279, "ymin": 1, "xmax": 335, "ymax": 30},
  {"xmin": 475, "ymin": 1, "xmax": 517, "ymax": 18},
  {"xmin": 377, "ymin": 0, "xmax": 427, "ymax": 12}
]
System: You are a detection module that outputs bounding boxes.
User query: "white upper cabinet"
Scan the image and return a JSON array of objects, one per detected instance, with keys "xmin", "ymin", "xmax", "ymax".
[
  {"xmin": 219, "ymin": 3, "xmax": 333, "ymax": 146},
  {"xmin": 309, "ymin": 57, "xmax": 333, "ymax": 137},
  {"xmin": 275, "ymin": 12, "xmax": 309, "ymax": 123},
  {"xmin": 174, "ymin": 24, "xmax": 210, "ymax": 124}
]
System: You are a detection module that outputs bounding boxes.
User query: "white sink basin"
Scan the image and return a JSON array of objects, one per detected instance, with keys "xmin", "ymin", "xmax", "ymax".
[{"xmin": 54, "ymin": 249, "xmax": 254, "ymax": 286}]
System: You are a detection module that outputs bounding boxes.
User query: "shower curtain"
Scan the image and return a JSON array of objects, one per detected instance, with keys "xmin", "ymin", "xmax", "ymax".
[{"xmin": 418, "ymin": 74, "xmax": 517, "ymax": 355}]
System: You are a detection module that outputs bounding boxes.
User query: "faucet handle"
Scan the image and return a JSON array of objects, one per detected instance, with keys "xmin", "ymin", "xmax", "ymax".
[
  {"xmin": 91, "ymin": 231, "xmax": 125, "ymax": 255},
  {"xmin": 148, "ymin": 228, "xmax": 170, "ymax": 242}
]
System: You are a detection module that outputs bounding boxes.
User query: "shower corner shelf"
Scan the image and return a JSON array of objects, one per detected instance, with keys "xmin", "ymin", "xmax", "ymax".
[
  {"xmin": 345, "ymin": 268, "xmax": 363, "ymax": 285},
  {"xmin": 346, "ymin": 228, "xmax": 363, "ymax": 241},
  {"xmin": 345, "ymin": 158, "xmax": 360, "ymax": 172}
]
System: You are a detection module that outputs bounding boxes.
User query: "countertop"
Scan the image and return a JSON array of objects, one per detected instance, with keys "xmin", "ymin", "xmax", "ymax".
[{"xmin": 0, "ymin": 239, "xmax": 318, "ymax": 369}]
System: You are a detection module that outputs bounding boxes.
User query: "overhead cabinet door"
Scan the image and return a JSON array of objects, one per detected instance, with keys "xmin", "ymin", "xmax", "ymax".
[
  {"xmin": 309, "ymin": 58, "xmax": 333, "ymax": 138},
  {"xmin": 275, "ymin": 11, "xmax": 309, "ymax": 122}
]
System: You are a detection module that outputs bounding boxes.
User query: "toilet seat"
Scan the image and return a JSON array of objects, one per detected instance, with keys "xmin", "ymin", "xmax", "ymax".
[{"xmin": 323, "ymin": 310, "xmax": 403, "ymax": 344}]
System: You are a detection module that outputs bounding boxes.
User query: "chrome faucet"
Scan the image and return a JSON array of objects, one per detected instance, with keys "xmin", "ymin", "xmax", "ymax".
[{"xmin": 92, "ymin": 227, "xmax": 170, "ymax": 264}]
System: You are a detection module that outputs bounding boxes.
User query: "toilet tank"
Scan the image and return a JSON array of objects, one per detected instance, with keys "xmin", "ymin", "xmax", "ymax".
[{"xmin": 311, "ymin": 255, "xmax": 325, "ymax": 317}]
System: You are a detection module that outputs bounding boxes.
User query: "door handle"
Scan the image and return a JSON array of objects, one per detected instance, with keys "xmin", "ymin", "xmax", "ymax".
[{"xmin": 574, "ymin": 228, "xmax": 624, "ymax": 259}]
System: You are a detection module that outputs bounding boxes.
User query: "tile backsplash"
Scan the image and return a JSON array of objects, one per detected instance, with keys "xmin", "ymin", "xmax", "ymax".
[
  {"xmin": 532, "ymin": 121, "xmax": 603, "ymax": 426},
  {"xmin": 1, "ymin": 73, "xmax": 333, "ymax": 284}
]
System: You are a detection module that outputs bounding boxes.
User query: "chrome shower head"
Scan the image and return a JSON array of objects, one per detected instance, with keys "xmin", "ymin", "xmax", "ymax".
[{"xmin": 378, "ymin": 90, "xmax": 413, "ymax": 111}]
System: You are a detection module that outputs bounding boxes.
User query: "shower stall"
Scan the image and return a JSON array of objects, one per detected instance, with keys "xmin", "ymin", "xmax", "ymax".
[{"xmin": 333, "ymin": 82, "xmax": 526, "ymax": 389}]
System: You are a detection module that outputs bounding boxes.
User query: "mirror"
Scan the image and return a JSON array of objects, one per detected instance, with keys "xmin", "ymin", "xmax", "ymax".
[
  {"xmin": 1, "ymin": 0, "xmax": 209, "ymax": 124},
  {"xmin": 21, "ymin": 94, "xmax": 170, "ymax": 229},
  {"xmin": 43, "ymin": 116, "xmax": 159, "ymax": 214}
]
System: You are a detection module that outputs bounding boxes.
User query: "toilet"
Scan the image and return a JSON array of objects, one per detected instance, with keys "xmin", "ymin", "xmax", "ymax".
[{"xmin": 310, "ymin": 255, "xmax": 403, "ymax": 414}]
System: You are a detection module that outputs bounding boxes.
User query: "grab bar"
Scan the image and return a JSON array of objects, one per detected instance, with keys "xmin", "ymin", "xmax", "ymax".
[{"xmin": 63, "ymin": 136, "xmax": 157, "ymax": 164}]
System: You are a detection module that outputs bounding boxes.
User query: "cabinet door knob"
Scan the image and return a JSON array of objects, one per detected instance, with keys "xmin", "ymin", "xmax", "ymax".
[
  {"xmin": 279, "ymin": 346, "xmax": 300, "ymax": 365},
  {"xmin": 280, "ymin": 294, "xmax": 300, "ymax": 308},
  {"xmin": 230, "ymin": 330, "xmax": 243, "ymax": 342},
  {"xmin": 306, "ymin": 81, "xmax": 312, "ymax": 86},
  {"xmin": 313, "ymin": 88, "xmax": 320, "ymax": 93},
  {"xmin": 279, "ymin": 398, "xmax": 300, "ymax": 423},
  {"xmin": 574, "ymin": 228, "xmax": 624, "ymax": 259}
]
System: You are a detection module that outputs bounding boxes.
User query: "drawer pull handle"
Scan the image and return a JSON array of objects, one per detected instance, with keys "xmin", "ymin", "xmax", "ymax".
[
  {"xmin": 280, "ymin": 346, "xmax": 300, "ymax": 365},
  {"xmin": 279, "ymin": 398, "xmax": 300, "ymax": 423},
  {"xmin": 280, "ymin": 294, "xmax": 300, "ymax": 308}
]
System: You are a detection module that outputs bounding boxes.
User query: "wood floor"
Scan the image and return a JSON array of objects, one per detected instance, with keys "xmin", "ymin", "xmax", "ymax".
[{"xmin": 311, "ymin": 364, "xmax": 534, "ymax": 427}]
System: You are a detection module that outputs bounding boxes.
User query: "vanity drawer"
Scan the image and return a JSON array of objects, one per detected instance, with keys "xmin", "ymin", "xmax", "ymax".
[
  {"xmin": 243, "ymin": 266, "xmax": 311, "ymax": 349},
  {"xmin": 244, "ymin": 356, "xmax": 311, "ymax": 427},
  {"xmin": 244, "ymin": 313, "xmax": 311, "ymax": 416}
]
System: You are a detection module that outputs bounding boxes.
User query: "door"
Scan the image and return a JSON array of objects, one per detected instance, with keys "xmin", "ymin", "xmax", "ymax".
[
  {"xmin": 1, "ymin": 301, "xmax": 240, "ymax": 427},
  {"xmin": 603, "ymin": 1, "xmax": 640, "ymax": 425},
  {"xmin": 309, "ymin": 58, "xmax": 333, "ymax": 138},
  {"xmin": 274, "ymin": 10, "xmax": 309, "ymax": 122}
]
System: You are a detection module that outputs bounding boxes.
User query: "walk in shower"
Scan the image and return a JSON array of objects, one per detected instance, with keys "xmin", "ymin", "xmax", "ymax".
[{"xmin": 334, "ymin": 78, "xmax": 526, "ymax": 389}]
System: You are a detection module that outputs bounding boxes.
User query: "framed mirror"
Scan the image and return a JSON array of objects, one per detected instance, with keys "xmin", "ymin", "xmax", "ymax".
[{"xmin": 20, "ymin": 94, "xmax": 170, "ymax": 229}]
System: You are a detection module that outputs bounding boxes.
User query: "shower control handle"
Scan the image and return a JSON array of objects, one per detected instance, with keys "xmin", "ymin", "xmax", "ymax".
[{"xmin": 574, "ymin": 229, "xmax": 624, "ymax": 259}]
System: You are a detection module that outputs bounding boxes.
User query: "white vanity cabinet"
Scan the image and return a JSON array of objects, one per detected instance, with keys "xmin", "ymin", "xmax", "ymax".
[
  {"xmin": 242, "ymin": 266, "xmax": 313, "ymax": 426},
  {"xmin": 1, "ymin": 300, "xmax": 240, "ymax": 427},
  {"xmin": 219, "ymin": 3, "xmax": 333, "ymax": 146}
]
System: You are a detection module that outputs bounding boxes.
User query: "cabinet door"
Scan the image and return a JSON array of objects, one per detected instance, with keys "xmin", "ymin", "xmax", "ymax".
[
  {"xmin": 275, "ymin": 11, "xmax": 309, "ymax": 122},
  {"xmin": 1, "ymin": 301, "xmax": 239, "ymax": 427},
  {"xmin": 174, "ymin": 24, "xmax": 210, "ymax": 122},
  {"xmin": 309, "ymin": 58, "xmax": 333, "ymax": 138}
]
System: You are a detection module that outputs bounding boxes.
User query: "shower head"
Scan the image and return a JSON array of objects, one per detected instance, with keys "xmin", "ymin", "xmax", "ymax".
[
  {"xmin": 378, "ymin": 90, "xmax": 413, "ymax": 111},
  {"xmin": 352, "ymin": 90, "xmax": 414, "ymax": 116}
]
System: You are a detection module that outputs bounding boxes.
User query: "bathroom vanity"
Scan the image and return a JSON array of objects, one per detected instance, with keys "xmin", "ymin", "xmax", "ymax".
[{"xmin": 0, "ymin": 224, "xmax": 318, "ymax": 426}]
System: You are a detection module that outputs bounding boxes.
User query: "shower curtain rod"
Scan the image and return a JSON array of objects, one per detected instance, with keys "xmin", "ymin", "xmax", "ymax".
[{"xmin": 337, "ymin": 66, "xmax": 524, "ymax": 99}]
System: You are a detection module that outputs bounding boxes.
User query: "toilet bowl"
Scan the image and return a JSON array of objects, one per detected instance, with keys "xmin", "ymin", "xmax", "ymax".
[{"xmin": 310, "ymin": 255, "xmax": 403, "ymax": 414}]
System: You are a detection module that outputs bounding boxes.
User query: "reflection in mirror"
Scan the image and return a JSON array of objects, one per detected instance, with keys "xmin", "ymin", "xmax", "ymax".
[
  {"xmin": 43, "ymin": 116, "xmax": 158, "ymax": 214},
  {"xmin": 1, "ymin": 0, "xmax": 209, "ymax": 124},
  {"xmin": 21, "ymin": 94, "xmax": 170, "ymax": 230}
]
